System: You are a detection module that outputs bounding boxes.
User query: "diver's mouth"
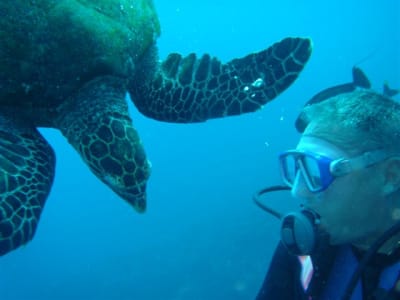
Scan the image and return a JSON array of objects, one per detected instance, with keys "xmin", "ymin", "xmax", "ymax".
[{"xmin": 301, "ymin": 204, "xmax": 325, "ymax": 226}]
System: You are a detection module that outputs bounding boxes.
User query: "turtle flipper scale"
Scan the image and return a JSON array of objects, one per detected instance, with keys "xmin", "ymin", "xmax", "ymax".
[
  {"xmin": 130, "ymin": 37, "xmax": 312, "ymax": 123},
  {"xmin": 55, "ymin": 77, "xmax": 151, "ymax": 212},
  {"xmin": 0, "ymin": 113, "xmax": 55, "ymax": 256}
]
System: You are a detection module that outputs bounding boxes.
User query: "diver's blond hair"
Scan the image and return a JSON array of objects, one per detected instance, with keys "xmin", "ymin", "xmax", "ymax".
[{"xmin": 302, "ymin": 90, "xmax": 400, "ymax": 154}]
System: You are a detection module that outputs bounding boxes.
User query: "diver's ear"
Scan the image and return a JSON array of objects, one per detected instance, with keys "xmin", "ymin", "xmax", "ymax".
[{"xmin": 382, "ymin": 157, "xmax": 400, "ymax": 196}]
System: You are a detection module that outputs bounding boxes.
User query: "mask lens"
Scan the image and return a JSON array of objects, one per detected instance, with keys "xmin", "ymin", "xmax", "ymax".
[
  {"xmin": 280, "ymin": 154, "xmax": 298, "ymax": 186},
  {"xmin": 280, "ymin": 151, "xmax": 330, "ymax": 193},
  {"xmin": 301, "ymin": 155, "xmax": 323, "ymax": 191}
]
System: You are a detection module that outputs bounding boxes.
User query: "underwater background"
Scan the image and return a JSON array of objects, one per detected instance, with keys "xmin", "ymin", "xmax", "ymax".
[{"xmin": 1, "ymin": 0, "xmax": 399, "ymax": 299}]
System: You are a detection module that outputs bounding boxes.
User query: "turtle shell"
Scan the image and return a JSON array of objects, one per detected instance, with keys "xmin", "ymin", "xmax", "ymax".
[{"xmin": 0, "ymin": 0, "xmax": 160, "ymax": 107}]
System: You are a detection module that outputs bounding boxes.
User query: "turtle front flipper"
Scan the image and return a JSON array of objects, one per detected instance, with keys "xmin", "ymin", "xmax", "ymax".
[
  {"xmin": 130, "ymin": 37, "xmax": 312, "ymax": 123},
  {"xmin": 0, "ymin": 112, "xmax": 55, "ymax": 256},
  {"xmin": 55, "ymin": 77, "xmax": 151, "ymax": 212}
]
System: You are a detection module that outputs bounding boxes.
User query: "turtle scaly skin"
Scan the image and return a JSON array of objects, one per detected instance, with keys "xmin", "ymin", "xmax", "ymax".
[
  {"xmin": 131, "ymin": 37, "xmax": 311, "ymax": 122},
  {"xmin": 0, "ymin": 0, "xmax": 313, "ymax": 256},
  {"xmin": 0, "ymin": 0, "xmax": 158, "ymax": 256},
  {"xmin": 54, "ymin": 76, "xmax": 150, "ymax": 211},
  {"xmin": 0, "ymin": 110, "xmax": 55, "ymax": 253}
]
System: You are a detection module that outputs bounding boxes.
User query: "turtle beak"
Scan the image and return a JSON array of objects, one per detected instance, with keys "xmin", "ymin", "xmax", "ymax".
[{"xmin": 102, "ymin": 174, "xmax": 148, "ymax": 213}]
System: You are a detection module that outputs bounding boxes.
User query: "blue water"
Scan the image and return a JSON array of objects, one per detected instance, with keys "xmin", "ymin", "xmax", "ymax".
[{"xmin": 1, "ymin": 1, "xmax": 399, "ymax": 299}]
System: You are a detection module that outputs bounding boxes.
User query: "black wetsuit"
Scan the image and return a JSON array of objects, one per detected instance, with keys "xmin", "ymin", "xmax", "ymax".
[{"xmin": 256, "ymin": 242, "xmax": 400, "ymax": 300}]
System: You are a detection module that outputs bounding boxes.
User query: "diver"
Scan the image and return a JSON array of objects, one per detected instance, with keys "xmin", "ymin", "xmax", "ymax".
[{"xmin": 254, "ymin": 68, "xmax": 400, "ymax": 300}]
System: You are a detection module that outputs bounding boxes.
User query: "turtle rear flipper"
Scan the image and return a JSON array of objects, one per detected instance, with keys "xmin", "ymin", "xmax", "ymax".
[
  {"xmin": 130, "ymin": 37, "xmax": 312, "ymax": 123},
  {"xmin": 0, "ymin": 113, "xmax": 55, "ymax": 256},
  {"xmin": 352, "ymin": 66, "xmax": 371, "ymax": 89},
  {"xmin": 55, "ymin": 77, "xmax": 151, "ymax": 212},
  {"xmin": 383, "ymin": 81, "xmax": 400, "ymax": 97}
]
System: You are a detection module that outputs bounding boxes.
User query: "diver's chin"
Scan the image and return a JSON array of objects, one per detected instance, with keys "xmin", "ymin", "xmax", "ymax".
[{"xmin": 329, "ymin": 232, "xmax": 360, "ymax": 247}]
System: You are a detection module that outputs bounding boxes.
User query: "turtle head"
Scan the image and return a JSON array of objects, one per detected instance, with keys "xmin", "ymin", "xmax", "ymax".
[
  {"xmin": 56, "ymin": 77, "xmax": 151, "ymax": 213},
  {"xmin": 78, "ymin": 113, "xmax": 152, "ymax": 213},
  {"xmin": 99, "ymin": 153, "xmax": 151, "ymax": 213}
]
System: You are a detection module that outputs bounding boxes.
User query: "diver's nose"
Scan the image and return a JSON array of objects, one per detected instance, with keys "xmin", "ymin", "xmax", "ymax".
[{"xmin": 291, "ymin": 171, "xmax": 313, "ymax": 199}]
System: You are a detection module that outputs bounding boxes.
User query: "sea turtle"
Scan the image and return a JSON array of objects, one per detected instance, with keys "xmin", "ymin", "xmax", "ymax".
[{"xmin": 0, "ymin": 0, "xmax": 312, "ymax": 256}]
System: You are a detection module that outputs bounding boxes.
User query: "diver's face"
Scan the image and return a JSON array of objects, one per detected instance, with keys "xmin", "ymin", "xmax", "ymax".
[{"xmin": 291, "ymin": 136, "xmax": 390, "ymax": 246}]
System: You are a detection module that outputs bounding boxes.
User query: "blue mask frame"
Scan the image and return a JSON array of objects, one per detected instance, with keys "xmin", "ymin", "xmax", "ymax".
[{"xmin": 279, "ymin": 149, "xmax": 390, "ymax": 193}]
